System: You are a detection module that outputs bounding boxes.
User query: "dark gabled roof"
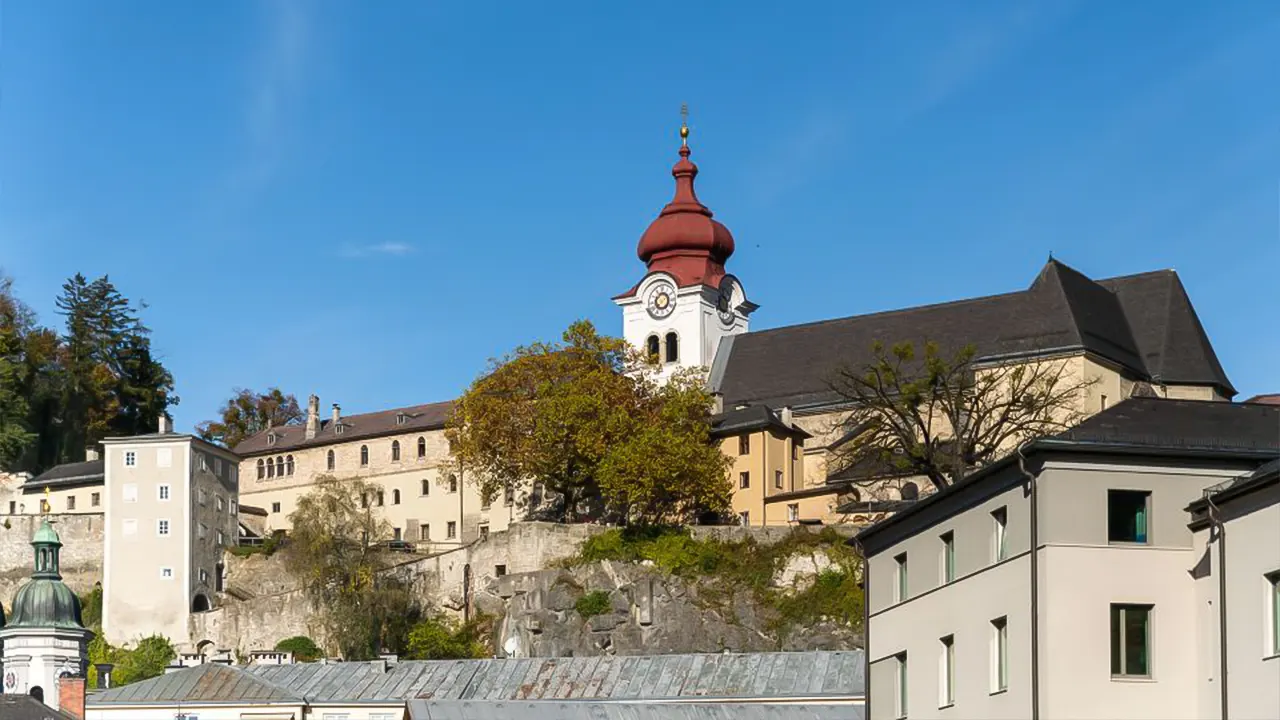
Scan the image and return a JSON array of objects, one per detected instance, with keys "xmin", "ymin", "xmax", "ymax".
[
  {"xmin": 855, "ymin": 398, "xmax": 1278, "ymax": 554},
  {"xmin": 24, "ymin": 459, "xmax": 104, "ymax": 490},
  {"xmin": 88, "ymin": 662, "xmax": 304, "ymax": 706},
  {"xmin": 716, "ymin": 260, "xmax": 1234, "ymax": 410},
  {"xmin": 1244, "ymin": 393, "xmax": 1280, "ymax": 405},
  {"xmin": 1056, "ymin": 398, "xmax": 1279, "ymax": 452},
  {"xmin": 0, "ymin": 694, "xmax": 80, "ymax": 720},
  {"xmin": 1097, "ymin": 270, "xmax": 1235, "ymax": 395},
  {"xmin": 234, "ymin": 400, "xmax": 453, "ymax": 457},
  {"xmin": 710, "ymin": 405, "xmax": 811, "ymax": 440}
]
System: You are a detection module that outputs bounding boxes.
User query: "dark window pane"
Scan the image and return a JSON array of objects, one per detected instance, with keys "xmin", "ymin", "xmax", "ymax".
[
  {"xmin": 1125, "ymin": 607, "xmax": 1149, "ymax": 675},
  {"xmin": 1110, "ymin": 606, "xmax": 1122, "ymax": 674},
  {"xmin": 1108, "ymin": 491, "xmax": 1150, "ymax": 543}
]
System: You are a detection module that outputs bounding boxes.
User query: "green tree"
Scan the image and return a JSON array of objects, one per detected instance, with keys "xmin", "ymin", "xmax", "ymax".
[
  {"xmin": 274, "ymin": 635, "xmax": 323, "ymax": 662},
  {"xmin": 0, "ymin": 275, "xmax": 36, "ymax": 468},
  {"xmin": 197, "ymin": 387, "xmax": 302, "ymax": 448},
  {"xmin": 405, "ymin": 614, "xmax": 489, "ymax": 660},
  {"xmin": 284, "ymin": 476, "xmax": 418, "ymax": 659},
  {"xmin": 828, "ymin": 341, "xmax": 1096, "ymax": 491},
  {"xmin": 110, "ymin": 333, "xmax": 178, "ymax": 437},
  {"xmin": 448, "ymin": 320, "xmax": 731, "ymax": 524}
]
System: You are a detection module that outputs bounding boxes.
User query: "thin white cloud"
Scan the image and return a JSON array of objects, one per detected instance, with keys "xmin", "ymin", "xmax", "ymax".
[
  {"xmin": 339, "ymin": 242, "xmax": 417, "ymax": 258},
  {"xmin": 237, "ymin": 0, "xmax": 310, "ymax": 191}
]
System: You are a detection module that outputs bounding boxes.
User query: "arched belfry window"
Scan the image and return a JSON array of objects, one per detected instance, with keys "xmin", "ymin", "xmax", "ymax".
[
  {"xmin": 267, "ymin": 459, "xmax": 275, "ymax": 479},
  {"xmin": 646, "ymin": 335, "xmax": 660, "ymax": 363},
  {"xmin": 326, "ymin": 449, "xmax": 335, "ymax": 471},
  {"xmin": 391, "ymin": 440, "xmax": 401, "ymax": 462},
  {"xmin": 665, "ymin": 332, "xmax": 679, "ymax": 363},
  {"xmin": 360, "ymin": 445, "xmax": 369, "ymax": 467},
  {"xmin": 417, "ymin": 436, "xmax": 426, "ymax": 458}
]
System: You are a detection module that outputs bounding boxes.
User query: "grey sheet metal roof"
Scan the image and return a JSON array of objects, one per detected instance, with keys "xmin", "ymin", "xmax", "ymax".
[
  {"xmin": 409, "ymin": 701, "xmax": 864, "ymax": 720},
  {"xmin": 89, "ymin": 662, "xmax": 304, "ymax": 706},
  {"xmin": 24, "ymin": 459, "xmax": 104, "ymax": 490},
  {"xmin": 244, "ymin": 651, "xmax": 865, "ymax": 703}
]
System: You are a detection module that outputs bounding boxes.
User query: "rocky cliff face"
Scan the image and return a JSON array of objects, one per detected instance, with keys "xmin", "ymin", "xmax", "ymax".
[{"xmin": 478, "ymin": 551, "xmax": 861, "ymax": 658}]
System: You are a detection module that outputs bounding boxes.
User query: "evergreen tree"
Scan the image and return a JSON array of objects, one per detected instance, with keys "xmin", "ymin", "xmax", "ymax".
[{"xmin": 0, "ymin": 276, "xmax": 36, "ymax": 469}]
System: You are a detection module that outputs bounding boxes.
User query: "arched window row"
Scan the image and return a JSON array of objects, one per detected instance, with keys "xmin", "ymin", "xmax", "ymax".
[
  {"xmin": 256, "ymin": 455, "xmax": 295, "ymax": 480},
  {"xmin": 257, "ymin": 437, "xmax": 433, "ymax": 479},
  {"xmin": 644, "ymin": 333, "xmax": 680, "ymax": 365}
]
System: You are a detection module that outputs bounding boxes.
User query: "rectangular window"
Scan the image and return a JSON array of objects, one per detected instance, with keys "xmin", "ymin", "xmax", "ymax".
[
  {"xmin": 480, "ymin": 524, "xmax": 490, "ymax": 539},
  {"xmin": 774, "ymin": 470, "xmax": 783, "ymax": 489},
  {"xmin": 992, "ymin": 616, "xmax": 1008, "ymax": 692},
  {"xmin": 158, "ymin": 484, "xmax": 171, "ymax": 501},
  {"xmin": 157, "ymin": 448, "xmax": 171, "ymax": 467},
  {"xmin": 376, "ymin": 490, "xmax": 384, "ymax": 507},
  {"xmin": 198, "ymin": 488, "xmax": 207, "ymax": 506},
  {"xmin": 446, "ymin": 521, "xmax": 457, "ymax": 539},
  {"xmin": 91, "ymin": 492, "xmax": 101, "ymax": 507},
  {"xmin": 123, "ymin": 483, "xmax": 138, "ymax": 503},
  {"xmin": 1269, "ymin": 572, "xmax": 1280, "ymax": 656},
  {"xmin": 199, "ymin": 569, "xmax": 209, "ymax": 584},
  {"xmin": 217, "ymin": 497, "xmax": 224, "ymax": 512},
  {"xmin": 67, "ymin": 496, "xmax": 76, "ymax": 511},
  {"xmin": 197, "ymin": 523, "xmax": 207, "ymax": 538},
  {"xmin": 216, "ymin": 530, "xmax": 224, "ymax": 546},
  {"xmin": 421, "ymin": 479, "xmax": 430, "ymax": 496},
  {"xmin": 420, "ymin": 524, "xmax": 430, "ymax": 541},
  {"xmin": 230, "ymin": 500, "xmax": 237, "ymax": 515},
  {"xmin": 7, "ymin": 501, "xmax": 13, "ymax": 514},
  {"xmin": 787, "ymin": 503, "xmax": 799, "ymax": 522},
  {"xmin": 941, "ymin": 531, "xmax": 956, "ymax": 583},
  {"xmin": 895, "ymin": 552, "xmax": 908, "ymax": 602},
  {"xmin": 739, "ymin": 471, "xmax": 750, "ymax": 489},
  {"xmin": 122, "ymin": 519, "xmax": 137, "ymax": 536},
  {"xmin": 157, "ymin": 519, "xmax": 170, "ymax": 537},
  {"xmin": 124, "ymin": 451, "xmax": 137, "ymax": 467},
  {"xmin": 271, "ymin": 502, "xmax": 281, "ymax": 513},
  {"xmin": 1110, "ymin": 604, "xmax": 1152, "ymax": 677},
  {"xmin": 738, "ymin": 435, "xmax": 750, "ymax": 455},
  {"xmin": 895, "ymin": 652, "xmax": 908, "ymax": 719},
  {"xmin": 739, "ymin": 511, "xmax": 750, "ymax": 526},
  {"xmin": 393, "ymin": 527, "xmax": 402, "ymax": 541},
  {"xmin": 495, "ymin": 564, "xmax": 507, "ymax": 577},
  {"xmin": 1108, "ymin": 490, "xmax": 1151, "ymax": 544},
  {"xmin": 992, "ymin": 506, "xmax": 1008, "ymax": 561},
  {"xmin": 160, "ymin": 567, "xmax": 174, "ymax": 579},
  {"xmin": 939, "ymin": 635, "xmax": 955, "ymax": 707}
]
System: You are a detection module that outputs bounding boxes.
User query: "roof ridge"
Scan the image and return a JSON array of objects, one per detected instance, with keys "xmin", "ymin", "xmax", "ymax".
[{"xmin": 740, "ymin": 287, "xmax": 1028, "ymax": 339}]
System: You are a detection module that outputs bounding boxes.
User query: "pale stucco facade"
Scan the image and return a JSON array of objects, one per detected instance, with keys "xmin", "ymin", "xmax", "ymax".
[
  {"xmin": 859, "ymin": 444, "xmax": 1269, "ymax": 720},
  {"xmin": 238, "ymin": 425, "xmax": 514, "ymax": 548},
  {"xmin": 100, "ymin": 432, "xmax": 241, "ymax": 647}
]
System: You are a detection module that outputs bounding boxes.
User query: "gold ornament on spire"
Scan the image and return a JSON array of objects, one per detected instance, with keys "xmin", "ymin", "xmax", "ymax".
[
  {"xmin": 680, "ymin": 103, "xmax": 690, "ymax": 146},
  {"xmin": 42, "ymin": 486, "xmax": 51, "ymax": 514}
]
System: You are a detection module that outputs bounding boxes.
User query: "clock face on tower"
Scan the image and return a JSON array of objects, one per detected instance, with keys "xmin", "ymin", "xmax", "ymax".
[
  {"xmin": 717, "ymin": 287, "xmax": 735, "ymax": 325},
  {"xmin": 646, "ymin": 281, "xmax": 676, "ymax": 319}
]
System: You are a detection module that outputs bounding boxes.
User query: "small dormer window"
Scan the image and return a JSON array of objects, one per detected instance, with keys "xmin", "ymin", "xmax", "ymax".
[
  {"xmin": 396, "ymin": 413, "xmax": 408, "ymax": 426},
  {"xmin": 334, "ymin": 424, "xmax": 345, "ymax": 435},
  {"xmin": 266, "ymin": 432, "xmax": 277, "ymax": 447}
]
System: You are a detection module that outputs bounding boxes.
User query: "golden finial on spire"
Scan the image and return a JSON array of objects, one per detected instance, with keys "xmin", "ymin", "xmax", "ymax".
[
  {"xmin": 679, "ymin": 103, "xmax": 690, "ymax": 146},
  {"xmin": 42, "ymin": 486, "xmax": 51, "ymax": 514}
]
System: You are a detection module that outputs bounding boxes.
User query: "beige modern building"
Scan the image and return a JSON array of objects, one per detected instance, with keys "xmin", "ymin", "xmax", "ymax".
[
  {"xmin": 235, "ymin": 396, "xmax": 514, "ymax": 548},
  {"xmin": 1188, "ymin": 458, "xmax": 1280, "ymax": 720},
  {"xmin": 100, "ymin": 416, "xmax": 242, "ymax": 646},
  {"xmin": 855, "ymin": 398, "xmax": 1278, "ymax": 720}
]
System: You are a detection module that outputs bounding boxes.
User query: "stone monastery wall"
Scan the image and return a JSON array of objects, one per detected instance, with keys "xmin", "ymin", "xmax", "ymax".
[{"xmin": 0, "ymin": 513, "xmax": 104, "ymax": 605}]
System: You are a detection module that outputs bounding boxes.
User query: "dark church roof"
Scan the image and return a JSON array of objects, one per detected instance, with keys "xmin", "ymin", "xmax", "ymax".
[
  {"xmin": 1054, "ymin": 397, "xmax": 1279, "ymax": 452},
  {"xmin": 715, "ymin": 261, "xmax": 1235, "ymax": 410},
  {"xmin": 0, "ymin": 695, "xmax": 79, "ymax": 720}
]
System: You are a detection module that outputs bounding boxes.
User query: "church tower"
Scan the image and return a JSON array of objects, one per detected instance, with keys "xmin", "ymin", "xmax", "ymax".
[
  {"xmin": 0, "ymin": 519, "xmax": 92, "ymax": 711},
  {"xmin": 614, "ymin": 114, "xmax": 756, "ymax": 377}
]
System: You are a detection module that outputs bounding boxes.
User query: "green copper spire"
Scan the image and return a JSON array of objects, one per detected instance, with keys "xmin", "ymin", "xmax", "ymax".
[{"xmin": 7, "ymin": 519, "xmax": 85, "ymax": 629}]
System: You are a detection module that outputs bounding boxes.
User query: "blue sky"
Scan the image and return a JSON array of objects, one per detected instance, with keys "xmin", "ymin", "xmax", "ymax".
[{"xmin": 1, "ymin": 1, "xmax": 1277, "ymax": 430}]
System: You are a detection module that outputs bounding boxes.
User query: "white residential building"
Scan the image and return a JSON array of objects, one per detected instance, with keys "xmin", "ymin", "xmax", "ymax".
[{"xmin": 855, "ymin": 398, "xmax": 1279, "ymax": 720}]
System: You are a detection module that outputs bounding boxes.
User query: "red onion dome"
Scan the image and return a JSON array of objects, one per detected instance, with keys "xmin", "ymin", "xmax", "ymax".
[{"xmin": 635, "ymin": 142, "xmax": 736, "ymax": 288}]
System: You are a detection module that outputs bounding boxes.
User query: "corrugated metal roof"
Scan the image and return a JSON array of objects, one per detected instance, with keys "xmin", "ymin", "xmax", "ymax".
[
  {"xmin": 245, "ymin": 651, "xmax": 864, "ymax": 703},
  {"xmin": 408, "ymin": 700, "xmax": 864, "ymax": 720},
  {"xmin": 90, "ymin": 663, "xmax": 304, "ymax": 705}
]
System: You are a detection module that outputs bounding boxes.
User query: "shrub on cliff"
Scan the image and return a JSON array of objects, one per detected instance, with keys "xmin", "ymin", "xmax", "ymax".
[
  {"xmin": 87, "ymin": 634, "xmax": 175, "ymax": 688},
  {"xmin": 406, "ymin": 614, "xmax": 489, "ymax": 660},
  {"xmin": 274, "ymin": 635, "xmax": 323, "ymax": 662}
]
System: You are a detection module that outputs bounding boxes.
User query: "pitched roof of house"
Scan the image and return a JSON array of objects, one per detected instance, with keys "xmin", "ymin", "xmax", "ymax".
[
  {"xmin": 855, "ymin": 397, "xmax": 1279, "ymax": 553},
  {"xmin": 1244, "ymin": 393, "xmax": 1280, "ymax": 405},
  {"xmin": 23, "ymin": 459, "xmax": 104, "ymax": 490},
  {"xmin": 715, "ymin": 261, "xmax": 1235, "ymax": 410},
  {"xmin": 88, "ymin": 662, "xmax": 304, "ymax": 706},
  {"xmin": 245, "ymin": 651, "xmax": 865, "ymax": 703},
  {"xmin": 710, "ymin": 405, "xmax": 811, "ymax": 440},
  {"xmin": 234, "ymin": 400, "xmax": 454, "ymax": 457},
  {"xmin": 408, "ymin": 702, "xmax": 862, "ymax": 719},
  {"xmin": 0, "ymin": 694, "xmax": 80, "ymax": 720}
]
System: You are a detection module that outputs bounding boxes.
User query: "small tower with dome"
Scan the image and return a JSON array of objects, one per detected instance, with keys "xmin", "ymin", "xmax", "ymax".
[{"xmin": 0, "ymin": 519, "xmax": 92, "ymax": 710}]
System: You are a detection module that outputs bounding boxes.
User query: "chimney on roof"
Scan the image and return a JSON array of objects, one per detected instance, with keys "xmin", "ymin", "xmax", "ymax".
[
  {"xmin": 332, "ymin": 403, "xmax": 341, "ymax": 426},
  {"xmin": 57, "ymin": 674, "xmax": 86, "ymax": 720},
  {"xmin": 305, "ymin": 394, "xmax": 320, "ymax": 440},
  {"xmin": 157, "ymin": 414, "xmax": 173, "ymax": 434},
  {"xmin": 780, "ymin": 406, "xmax": 793, "ymax": 427},
  {"xmin": 85, "ymin": 446, "xmax": 100, "ymax": 462}
]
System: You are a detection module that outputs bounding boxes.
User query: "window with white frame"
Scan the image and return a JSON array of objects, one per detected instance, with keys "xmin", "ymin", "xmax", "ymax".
[
  {"xmin": 774, "ymin": 470, "xmax": 783, "ymax": 489},
  {"xmin": 122, "ymin": 519, "xmax": 137, "ymax": 536},
  {"xmin": 199, "ymin": 569, "xmax": 209, "ymax": 584},
  {"xmin": 158, "ymin": 484, "xmax": 170, "ymax": 501},
  {"xmin": 216, "ymin": 530, "xmax": 224, "ymax": 546},
  {"xmin": 1268, "ymin": 571, "xmax": 1280, "ymax": 657},
  {"xmin": 940, "ymin": 531, "xmax": 956, "ymax": 583},
  {"xmin": 157, "ymin": 448, "xmax": 171, "ymax": 467},
  {"xmin": 216, "ymin": 496, "xmax": 224, "ymax": 512},
  {"xmin": 446, "ymin": 521, "xmax": 457, "ymax": 539},
  {"xmin": 1110, "ymin": 604, "xmax": 1152, "ymax": 677},
  {"xmin": 992, "ymin": 506, "xmax": 1008, "ymax": 562},
  {"xmin": 895, "ymin": 553, "xmax": 908, "ymax": 603},
  {"xmin": 230, "ymin": 500, "xmax": 238, "ymax": 515},
  {"xmin": 939, "ymin": 635, "xmax": 955, "ymax": 707},
  {"xmin": 160, "ymin": 567, "xmax": 173, "ymax": 579},
  {"xmin": 991, "ymin": 616, "xmax": 1008, "ymax": 693},
  {"xmin": 124, "ymin": 451, "xmax": 137, "ymax": 467},
  {"xmin": 787, "ymin": 503, "xmax": 799, "ymax": 522},
  {"xmin": 123, "ymin": 483, "xmax": 138, "ymax": 503},
  {"xmin": 157, "ymin": 519, "xmax": 170, "ymax": 536},
  {"xmin": 895, "ymin": 652, "xmax": 908, "ymax": 719}
]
